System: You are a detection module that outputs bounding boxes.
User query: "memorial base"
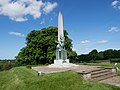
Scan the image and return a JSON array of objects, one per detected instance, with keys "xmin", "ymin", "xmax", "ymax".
[
  {"xmin": 48, "ymin": 59, "xmax": 78, "ymax": 68},
  {"xmin": 54, "ymin": 59, "xmax": 69, "ymax": 64}
]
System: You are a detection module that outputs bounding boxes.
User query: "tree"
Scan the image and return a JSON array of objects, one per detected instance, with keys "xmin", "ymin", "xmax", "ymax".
[
  {"xmin": 118, "ymin": 50, "xmax": 120, "ymax": 58},
  {"xmin": 113, "ymin": 49, "xmax": 120, "ymax": 58},
  {"xmin": 97, "ymin": 51, "xmax": 104, "ymax": 60},
  {"xmin": 68, "ymin": 51, "xmax": 77, "ymax": 63},
  {"xmin": 16, "ymin": 26, "xmax": 77, "ymax": 64},
  {"xmin": 77, "ymin": 54, "xmax": 91, "ymax": 63},
  {"xmin": 77, "ymin": 49, "xmax": 120, "ymax": 63},
  {"xmin": 103, "ymin": 49, "xmax": 114, "ymax": 59},
  {"xmin": 89, "ymin": 49, "xmax": 98, "ymax": 62}
]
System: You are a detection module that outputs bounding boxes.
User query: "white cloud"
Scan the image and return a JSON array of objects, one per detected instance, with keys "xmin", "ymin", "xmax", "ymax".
[
  {"xmin": 43, "ymin": 2, "xmax": 57, "ymax": 14},
  {"xmin": 81, "ymin": 40, "xmax": 90, "ymax": 44},
  {"xmin": 108, "ymin": 27, "xmax": 119, "ymax": 32},
  {"xmin": 112, "ymin": 0, "xmax": 120, "ymax": 9},
  {"xmin": 112, "ymin": 0, "xmax": 119, "ymax": 6},
  {"xmin": 97, "ymin": 40, "xmax": 108, "ymax": 44},
  {"xmin": 9, "ymin": 32, "xmax": 24, "ymax": 37},
  {"xmin": 0, "ymin": 0, "xmax": 58, "ymax": 22}
]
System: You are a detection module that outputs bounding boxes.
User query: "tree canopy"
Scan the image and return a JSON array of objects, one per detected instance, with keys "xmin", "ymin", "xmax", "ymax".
[
  {"xmin": 16, "ymin": 26, "xmax": 77, "ymax": 65},
  {"xmin": 77, "ymin": 49, "xmax": 120, "ymax": 63}
]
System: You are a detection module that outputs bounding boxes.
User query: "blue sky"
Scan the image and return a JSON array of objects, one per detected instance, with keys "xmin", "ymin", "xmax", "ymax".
[{"xmin": 0, "ymin": 0, "xmax": 120, "ymax": 59}]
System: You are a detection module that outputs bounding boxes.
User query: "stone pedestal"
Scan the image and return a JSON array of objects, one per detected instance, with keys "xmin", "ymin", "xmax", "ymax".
[
  {"xmin": 56, "ymin": 48, "xmax": 67, "ymax": 60},
  {"xmin": 54, "ymin": 59, "xmax": 69, "ymax": 65}
]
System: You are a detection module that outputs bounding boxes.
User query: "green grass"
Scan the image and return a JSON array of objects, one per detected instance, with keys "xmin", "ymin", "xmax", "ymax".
[
  {"xmin": 80, "ymin": 62, "xmax": 120, "ymax": 68},
  {"xmin": 117, "ymin": 71, "xmax": 120, "ymax": 76},
  {"xmin": 0, "ymin": 67, "xmax": 120, "ymax": 90}
]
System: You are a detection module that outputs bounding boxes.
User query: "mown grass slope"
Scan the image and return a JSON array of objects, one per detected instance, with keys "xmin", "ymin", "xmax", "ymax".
[{"xmin": 0, "ymin": 67, "xmax": 120, "ymax": 90}]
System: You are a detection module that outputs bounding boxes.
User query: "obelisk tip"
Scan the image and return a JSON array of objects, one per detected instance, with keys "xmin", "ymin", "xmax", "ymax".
[{"xmin": 59, "ymin": 11, "xmax": 62, "ymax": 16}]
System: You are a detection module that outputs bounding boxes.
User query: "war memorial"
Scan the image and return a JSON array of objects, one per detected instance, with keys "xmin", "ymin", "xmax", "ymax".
[
  {"xmin": 32, "ymin": 12, "xmax": 120, "ymax": 86},
  {"xmin": 48, "ymin": 12, "xmax": 78, "ymax": 68}
]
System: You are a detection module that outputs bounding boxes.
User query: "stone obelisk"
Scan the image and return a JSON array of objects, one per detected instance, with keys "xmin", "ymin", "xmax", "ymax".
[
  {"xmin": 58, "ymin": 12, "xmax": 64, "ymax": 42},
  {"xmin": 54, "ymin": 12, "xmax": 69, "ymax": 64},
  {"xmin": 48, "ymin": 12, "xmax": 78, "ymax": 68}
]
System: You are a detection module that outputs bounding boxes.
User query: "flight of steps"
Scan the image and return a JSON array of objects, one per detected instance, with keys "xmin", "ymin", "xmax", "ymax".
[{"xmin": 90, "ymin": 68, "xmax": 117, "ymax": 81}]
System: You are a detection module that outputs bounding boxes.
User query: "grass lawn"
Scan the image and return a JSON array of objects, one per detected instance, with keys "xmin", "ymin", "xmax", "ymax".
[
  {"xmin": 0, "ymin": 67, "xmax": 120, "ymax": 90},
  {"xmin": 80, "ymin": 62, "xmax": 116, "ymax": 67}
]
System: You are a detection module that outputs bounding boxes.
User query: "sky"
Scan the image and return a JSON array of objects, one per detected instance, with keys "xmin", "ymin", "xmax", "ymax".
[{"xmin": 0, "ymin": 0, "xmax": 120, "ymax": 59}]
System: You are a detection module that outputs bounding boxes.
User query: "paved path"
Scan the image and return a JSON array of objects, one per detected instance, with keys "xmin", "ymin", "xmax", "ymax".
[
  {"xmin": 100, "ymin": 76, "xmax": 120, "ymax": 87},
  {"xmin": 32, "ymin": 65, "xmax": 99, "ymax": 74}
]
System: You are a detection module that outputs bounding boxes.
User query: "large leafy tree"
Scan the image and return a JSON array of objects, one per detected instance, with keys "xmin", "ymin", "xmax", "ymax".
[
  {"xmin": 89, "ymin": 49, "xmax": 99, "ymax": 62},
  {"xmin": 77, "ymin": 49, "xmax": 120, "ymax": 63},
  {"xmin": 103, "ymin": 49, "xmax": 114, "ymax": 59},
  {"xmin": 16, "ymin": 26, "xmax": 77, "ymax": 64},
  {"xmin": 77, "ymin": 54, "xmax": 91, "ymax": 63}
]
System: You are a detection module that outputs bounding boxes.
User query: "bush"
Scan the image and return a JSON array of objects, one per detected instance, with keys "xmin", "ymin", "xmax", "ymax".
[
  {"xmin": 0, "ymin": 64, "xmax": 3, "ymax": 71},
  {"xmin": 12, "ymin": 61, "xmax": 22, "ymax": 67},
  {"xmin": 26, "ymin": 65, "xmax": 31, "ymax": 69},
  {"xmin": 83, "ymin": 62, "xmax": 87, "ymax": 65},
  {"xmin": 110, "ymin": 58, "xmax": 120, "ymax": 63},
  {"xmin": 2, "ymin": 61, "xmax": 12, "ymax": 70}
]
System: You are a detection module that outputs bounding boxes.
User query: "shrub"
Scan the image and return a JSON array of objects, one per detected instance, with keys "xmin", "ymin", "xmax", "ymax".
[
  {"xmin": 2, "ymin": 61, "xmax": 12, "ymax": 70},
  {"xmin": 110, "ymin": 58, "xmax": 120, "ymax": 63},
  {"xmin": 83, "ymin": 62, "xmax": 87, "ymax": 65},
  {"xmin": 26, "ymin": 65, "xmax": 31, "ymax": 69},
  {"xmin": 0, "ymin": 64, "xmax": 3, "ymax": 71},
  {"xmin": 12, "ymin": 61, "xmax": 22, "ymax": 67}
]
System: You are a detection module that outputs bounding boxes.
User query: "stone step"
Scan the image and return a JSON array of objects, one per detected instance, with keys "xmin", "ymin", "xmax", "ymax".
[
  {"xmin": 91, "ymin": 73, "xmax": 117, "ymax": 81},
  {"xmin": 91, "ymin": 69, "xmax": 111, "ymax": 75},
  {"xmin": 91, "ymin": 71, "xmax": 112, "ymax": 78},
  {"xmin": 89, "ymin": 68, "xmax": 105, "ymax": 73}
]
